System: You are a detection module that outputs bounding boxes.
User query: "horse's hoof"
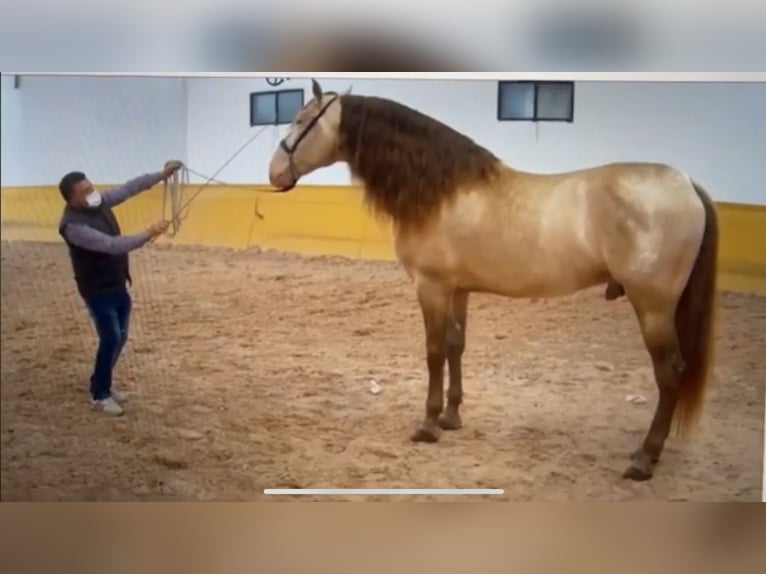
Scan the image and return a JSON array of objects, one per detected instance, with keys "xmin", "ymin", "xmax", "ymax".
[
  {"xmin": 622, "ymin": 465, "xmax": 653, "ymax": 481},
  {"xmin": 410, "ymin": 426, "xmax": 440, "ymax": 443},
  {"xmin": 438, "ymin": 412, "xmax": 462, "ymax": 431},
  {"xmin": 622, "ymin": 450, "xmax": 654, "ymax": 481}
]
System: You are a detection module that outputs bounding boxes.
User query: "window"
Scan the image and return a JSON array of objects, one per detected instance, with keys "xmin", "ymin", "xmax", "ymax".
[
  {"xmin": 249, "ymin": 89, "xmax": 305, "ymax": 126},
  {"xmin": 497, "ymin": 81, "xmax": 574, "ymax": 122}
]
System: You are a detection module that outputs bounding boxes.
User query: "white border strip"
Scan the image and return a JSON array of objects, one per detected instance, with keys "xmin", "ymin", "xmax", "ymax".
[
  {"xmin": 3, "ymin": 72, "xmax": 766, "ymax": 82},
  {"xmin": 264, "ymin": 488, "xmax": 504, "ymax": 495}
]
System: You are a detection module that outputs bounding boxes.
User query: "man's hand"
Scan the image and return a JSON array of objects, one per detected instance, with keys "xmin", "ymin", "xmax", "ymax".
[
  {"xmin": 147, "ymin": 220, "xmax": 171, "ymax": 239},
  {"xmin": 161, "ymin": 160, "xmax": 183, "ymax": 180}
]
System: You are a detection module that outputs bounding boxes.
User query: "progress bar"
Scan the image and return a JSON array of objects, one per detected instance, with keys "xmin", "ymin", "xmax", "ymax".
[{"xmin": 263, "ymin": 489, "xmax": 504, "ymax": 495}]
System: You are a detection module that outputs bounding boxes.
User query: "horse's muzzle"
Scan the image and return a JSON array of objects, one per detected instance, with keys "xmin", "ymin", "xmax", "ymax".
[{"xmin": 268, "ymin": 169, "xmax": 297, "ymax": 192}]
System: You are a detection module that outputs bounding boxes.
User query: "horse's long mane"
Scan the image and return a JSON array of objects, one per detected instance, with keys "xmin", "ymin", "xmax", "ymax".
[{"xmin": 337, "ymin": 94, "xmax": 500, "ymax": 226}]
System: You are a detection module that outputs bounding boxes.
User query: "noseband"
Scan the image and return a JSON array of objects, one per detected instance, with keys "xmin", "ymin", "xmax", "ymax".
[{"xmin": 278, "ymin": 94, "xmax": 338, "ymax": 183}]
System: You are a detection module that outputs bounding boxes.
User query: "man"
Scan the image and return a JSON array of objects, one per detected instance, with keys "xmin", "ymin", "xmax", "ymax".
[{"xmin": 58, "ymin": 161, "xmax": 182, "ymax": 416}]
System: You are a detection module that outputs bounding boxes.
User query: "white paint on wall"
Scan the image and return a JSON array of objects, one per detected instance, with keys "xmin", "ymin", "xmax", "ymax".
[
  {"xmin": 0, "ymin": 75, "xmax": 187, "ymax": 186},
  {"xmin": 3, "ymin": 75, "xmax": 765, "ymax": 205},
  {"xmin": 0, "ymin": 75, "xmax": 24, "ymax": 186}
]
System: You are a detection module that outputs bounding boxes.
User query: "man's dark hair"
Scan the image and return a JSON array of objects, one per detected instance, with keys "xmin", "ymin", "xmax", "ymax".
[{"xmin": 59, "ymin": 171, "xmax": 87, "ymax": 202}]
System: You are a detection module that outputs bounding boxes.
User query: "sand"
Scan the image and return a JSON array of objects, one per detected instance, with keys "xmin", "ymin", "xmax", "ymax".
[{"xmin": 1, "ymin": 240, "xmax": 763, "ymax": 501}]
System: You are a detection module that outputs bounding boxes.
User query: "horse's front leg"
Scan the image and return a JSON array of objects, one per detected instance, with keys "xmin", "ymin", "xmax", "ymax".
[
  {"xmin": 410, "ymin": 278, "xmax": 452, "ymax": 443},
  {"xmin": 439, "ymin": 289, "xmax": 469, "ymax": 431}
]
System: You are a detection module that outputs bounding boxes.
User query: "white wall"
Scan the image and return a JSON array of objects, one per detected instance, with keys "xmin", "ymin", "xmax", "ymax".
[
  {"xmin": 186, "ymin": 77, "xmax": 766, "ymax": 204},
  {"xmin": 3, "ymin": 76, "xmax": 765, "ymax": 205},
  {"xmin": 0, "ymin": 75, "xmax": 187, "ymax": 186}
]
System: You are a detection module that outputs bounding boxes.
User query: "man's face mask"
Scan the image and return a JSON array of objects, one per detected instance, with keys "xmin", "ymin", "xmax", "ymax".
[{"xmin": 85, "ymin": 191, "xmax": 103, "ymax": 208}]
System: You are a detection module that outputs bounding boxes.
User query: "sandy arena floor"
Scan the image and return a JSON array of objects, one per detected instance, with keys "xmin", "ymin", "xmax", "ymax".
[{"xmin": 1, "ymin": 240, "xmax": 764, "ymax": 501}]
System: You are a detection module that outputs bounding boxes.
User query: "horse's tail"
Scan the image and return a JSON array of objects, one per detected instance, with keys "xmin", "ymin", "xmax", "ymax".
[{"xmin": 673, "ymin": 181, "xmax": 719, "ymax": 436}]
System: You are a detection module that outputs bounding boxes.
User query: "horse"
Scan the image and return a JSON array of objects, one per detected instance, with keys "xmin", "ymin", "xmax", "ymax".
[{"xmin": 268, "ymin": 79, "xmax": 718, "ymax": 481}]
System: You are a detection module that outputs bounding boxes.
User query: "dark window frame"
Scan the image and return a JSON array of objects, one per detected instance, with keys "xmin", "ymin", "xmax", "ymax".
[
  {"xmin": 249, "ymin": 88, "xmax": 305, "ymax": 127},
  {"xmin": 496, "ymin": 80, "xmax": 575, "ymax": 123}
]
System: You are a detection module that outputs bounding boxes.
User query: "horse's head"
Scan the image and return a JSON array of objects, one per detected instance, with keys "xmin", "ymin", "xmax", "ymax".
[{"xmin": 268, "ymin": 79, "xmax": 342, "ymax": 191}]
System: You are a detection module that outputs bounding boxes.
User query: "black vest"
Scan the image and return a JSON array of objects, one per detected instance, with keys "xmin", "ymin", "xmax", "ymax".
[{"xmin": 59, "ymin": 204, "xmax": 132, "ymax": 299}]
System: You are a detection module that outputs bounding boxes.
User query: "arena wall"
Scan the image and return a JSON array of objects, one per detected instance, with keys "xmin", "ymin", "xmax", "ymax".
[
  {"xmin": 1, "ymin": 184, "xmax": 764, "ymax": 293},
  {"xmin": 2, "ymin": 75, "xmax": 765, "ymax": 293}
]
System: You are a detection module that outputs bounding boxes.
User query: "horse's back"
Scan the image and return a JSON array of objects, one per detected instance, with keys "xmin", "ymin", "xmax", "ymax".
[{"xmin": 395, "ymin": 161, "xmax": 706, "ymax": 299}]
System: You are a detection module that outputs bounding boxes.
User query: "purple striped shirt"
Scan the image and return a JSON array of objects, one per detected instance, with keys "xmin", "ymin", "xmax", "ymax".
[{"xmin": 63, "ymin": 172, "xmax": 165, "ymax": 255}]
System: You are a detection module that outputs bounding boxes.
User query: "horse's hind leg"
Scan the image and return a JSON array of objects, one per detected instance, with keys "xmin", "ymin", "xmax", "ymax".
[
  {"xmin": 410, "ymin": 278, "xmax": 452, "ymax": 443},
  {"xmin": 623, "ymin": 302, "xmax": 685, "ymax": 481},
  {"xmin": 439, "ymin": 289, "xmax": 469, "ymax": 431}
]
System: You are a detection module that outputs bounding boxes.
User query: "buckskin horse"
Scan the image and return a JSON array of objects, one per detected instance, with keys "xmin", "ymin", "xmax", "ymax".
[{"xmin": 268, "ymin": 79, "xmax": 718, "ymax": 481}]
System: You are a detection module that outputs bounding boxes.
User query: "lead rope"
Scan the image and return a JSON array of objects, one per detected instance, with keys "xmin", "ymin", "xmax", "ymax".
[
  {"xmin": 157, "ymin": 96, "xmax": 359, "ymax": 250},
  {"xmin": 158, "ymin": 126, "xmax": 272, "ymax": 238}
]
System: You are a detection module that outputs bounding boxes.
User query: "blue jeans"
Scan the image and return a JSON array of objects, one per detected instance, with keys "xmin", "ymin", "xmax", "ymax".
[{"xmin": 84, "ymin": 289, "xmax": 132, "ymax": 400}]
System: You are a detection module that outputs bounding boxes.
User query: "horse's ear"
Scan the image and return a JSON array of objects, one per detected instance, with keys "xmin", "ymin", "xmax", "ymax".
[
  {"xmin": 344, "ymin": 85, "xmax": 353, "ymax": 95},
  {"xmin": 311, "ymin": 78, "xmax": 323, "ymax": 101}
]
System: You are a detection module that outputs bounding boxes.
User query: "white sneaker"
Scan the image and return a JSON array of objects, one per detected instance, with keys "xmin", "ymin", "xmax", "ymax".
[
  {"xmin": 110, "ymin": 388, "xmax": 128, "ymax": 403},
  {"xmin": 91, "ymin": 397, "xmax": 124, "ymax": 416}
]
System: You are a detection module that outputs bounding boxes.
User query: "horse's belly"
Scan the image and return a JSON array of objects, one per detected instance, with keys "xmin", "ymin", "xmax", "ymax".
[
  {"xmin": 461, "ymin": 250, "xmax": 604, "ymax": 297},
  {"xmin": 451, "ymin": 225, "xmax": 606, "ymax": 298}
]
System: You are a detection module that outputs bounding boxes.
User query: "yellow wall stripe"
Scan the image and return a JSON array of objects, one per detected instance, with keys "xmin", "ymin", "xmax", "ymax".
[{"xmin": 3, "ymin": 185, "xmax": 765, "ymax": 293}]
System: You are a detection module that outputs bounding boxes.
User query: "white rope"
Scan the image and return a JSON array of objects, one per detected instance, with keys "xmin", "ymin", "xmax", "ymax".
[{"xmin": 162, "ymin": 165, "xmax": 189, "ymax": 238}]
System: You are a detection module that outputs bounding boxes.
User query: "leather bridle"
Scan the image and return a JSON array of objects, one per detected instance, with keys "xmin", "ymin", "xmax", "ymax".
[{"xmin": 277, "ymin": 94, "xmax": 339, "ymax": 188}]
